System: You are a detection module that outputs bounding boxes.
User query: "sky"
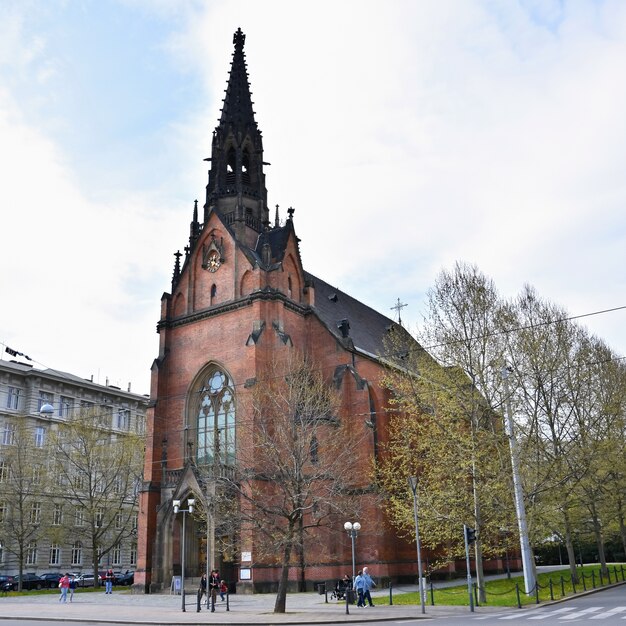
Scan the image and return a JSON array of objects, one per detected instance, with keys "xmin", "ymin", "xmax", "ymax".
[{"xmin": 1, "ymin": 0, "xmax": 625, "ymax": 396}]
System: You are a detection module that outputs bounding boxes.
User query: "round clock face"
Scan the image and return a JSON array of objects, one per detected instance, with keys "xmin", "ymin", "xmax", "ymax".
[{"xmin": 207, "ymin": 250, "xmax": 221, "ymax": 272}]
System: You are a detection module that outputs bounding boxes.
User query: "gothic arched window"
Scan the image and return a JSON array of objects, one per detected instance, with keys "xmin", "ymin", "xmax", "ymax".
[{"xmin": 196, "ymin": 368, "xmax": 236, "ymax": 466}]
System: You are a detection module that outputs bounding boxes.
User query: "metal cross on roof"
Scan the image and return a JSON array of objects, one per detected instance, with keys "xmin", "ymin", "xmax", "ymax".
[{"xmin": 390, "ymin": 298, "xmax": 408, "ymax": 325}]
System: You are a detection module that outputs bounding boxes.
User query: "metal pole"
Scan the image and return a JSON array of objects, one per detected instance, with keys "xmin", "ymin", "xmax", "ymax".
[
  {"xmin": 350, "ymin": 532, "xmax": 356, "ymax": 580},
  {"xmin": 502, "ymin": 367, "xmax": 536, "ymax": 595},
  {"xmin": 409, "ymin": 478, "xmax": 426, "ymax": 614},
  {"xmin": 181, "ymin": 511, "xmax": 186, "ymax": 612},
  {"xmin": 464, "ymin": 524, "xmax": 474, "ymax": 612}
]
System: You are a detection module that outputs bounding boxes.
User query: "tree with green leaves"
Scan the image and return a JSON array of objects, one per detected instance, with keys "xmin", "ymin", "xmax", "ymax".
[{"xmin": 379, "ymin": 339, "xmax": 515, "ymax": 579}]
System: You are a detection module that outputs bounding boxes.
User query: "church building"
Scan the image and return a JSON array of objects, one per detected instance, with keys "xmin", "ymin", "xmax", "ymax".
[{"xmin": 135, "ymin": 29, "xmax": 422, "ymax": 593}]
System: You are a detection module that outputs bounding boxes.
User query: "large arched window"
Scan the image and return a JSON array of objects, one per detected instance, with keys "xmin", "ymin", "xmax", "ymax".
[{"xmin": 196, "ymin": 368, "xmax": 235, "ymax": 466}]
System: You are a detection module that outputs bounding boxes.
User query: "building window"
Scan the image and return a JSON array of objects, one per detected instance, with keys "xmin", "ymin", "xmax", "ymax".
[
  {"xmin": 135, "ymin": 415, "xmax": 145, "ymax": 435},
  {"xmin": 52, "ymin": 504, "xmax": 63, "ymax": 526},
  {"xmin": 310, "ymin": 435, "xmax": 319, "ymax": 465},
  {"xmin": 115, "ymin": 511, "xmax": 123, "ymax": 529},
  {"xmin": 0, "ymin": 461, "xmax": 9, "ymax": 483},
  {"xmin": 75, "ymin": 508, "xmax": 85, "ymax": 527},
  {"xmin": 59, "ymin": 396, "xmax": 74, "ymax": 418},
  {"xmin": 71, "ymin": 541, "xmax": 82, "ymax": 566},
  {"xmin": 32, "ymin": 465, "xmax": 42, "ymax": 485},
  {"xmin": 34, "ymin": 426, "xmax": 46, "ymax": 448},
  {"xmin": 30, "ymin": 502, "xmax": 41, "ymax": 524},
  {"xmin": 26, "ymin": 542, "xmax": 37, "ymax": 565},
  {"xmin": 130, "ymin": 542, "xmax": 137, "ymax": 566},
  {"xmin": 95, "ymin": 508, "xmax": 104, "ymax": 528},
  {"xmin": 112, "ymin": 545, "xmax": 122, "ymax": 566},
  {"xmin": 38, "ymin": 391, "xmax": 53, "ymax": 412},
  {"xmin": 195, "ymin": 368, "xmax": 236, "ymax": 466},
  {"xmin": 115, "ymin": 406, "xmax": 130, "ymax": 430},
  {"xmin": 0, "ymin": 541, "xmax": 3, "ymax": 564},
  {"xmin": 0, "ymin": 502, "xmax": 7, "ymax": 523},
  {"xmin": 2, "ymin": 423, "xmax": 16, "ymax": 446},
  {"xmin": 49, "ymin": 544, "xmax": 61, "ymax": 565},
  {"xmin": 131, "ymin": 513, "xmax": 138, "ymax": 532},
  {"xmin": 6, "ymin": 387, "xmax": 21, "ymax": 410}
]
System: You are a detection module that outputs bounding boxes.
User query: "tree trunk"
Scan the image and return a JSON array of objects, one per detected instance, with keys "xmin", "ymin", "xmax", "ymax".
[
  {"xmin": 563, "ymin": 513, "xmax": 579, "ymax": 584},
  {"xmin": 616, "ymin": 497, "xmax": 626, "ymax": 558},
  {"xmin": 274, "ymin": 541, "xmax": 293, "ymax": 613},
  {"xmin": 590, "ymin": 505, "xmax": 608, "ymax": 577}
]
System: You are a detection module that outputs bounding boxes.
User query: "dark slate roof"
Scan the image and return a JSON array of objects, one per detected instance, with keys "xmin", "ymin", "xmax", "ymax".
[
  {"xmin": 255, "ymin": 222, "xmax": 292, "ymax": 262},
  {"xmin": 304, "ymin": 272, "xmax": 421, "ymax": 360}
]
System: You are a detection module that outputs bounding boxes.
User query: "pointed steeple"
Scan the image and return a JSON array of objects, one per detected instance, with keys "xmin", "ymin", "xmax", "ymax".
[{"xmin": 204, "ymin": 28, "xmax": 269, "ymax": 248}]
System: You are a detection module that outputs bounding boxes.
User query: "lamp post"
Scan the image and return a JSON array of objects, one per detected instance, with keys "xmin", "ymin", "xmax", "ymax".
[
  {"xmin": 173, "ymin": 497, "xmax": 195, "ymax": 612},
  {"xmin": 408, "ymin": 476, "xmax": 426, "ymax": 615},
  {"xmin": 501, "ymin": 366, "xmax": 536, "ymax": 595},
  {"xmin": 344, "ymin": 521, "xmax": 361, "ymax": 580}
]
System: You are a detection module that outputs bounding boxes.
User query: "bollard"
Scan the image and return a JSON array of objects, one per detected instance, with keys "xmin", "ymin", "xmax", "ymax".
[
  {"xmin": 582, "ymin": 572, "xmax": 586, "ymax": 592},
  {"xmin": 535, "ymin": 582, "xmax": 539, "ymax": 604},
  {"xmin": 182, "ymin": 591, "xmax": 186, "ymax": 612},
  {"xmin": 473, "ymin": 582, "xmax": 479, "ymax": 607},
  {"xmin": 515, "ymin": 583, "xmax": 521, "ymax": 609},
  {"xmin": 549, "ymin": 579, "xmax": 554, "ymax": 601},
  {"xmin": 560, "ymin": 575, "xmax": 565, "ymax": 598},
  {"xmin": 430, "ymin": 580, "xmax": 435, "ymax": 606},
  {"xmin": 600, "ymin": 569, "xmax": 604, "ymax": 587},
  {"xmin": 345, "ymin": 588, "xmax": 350, "ymax": 615},
  {"xmin": 197, "ymin": 591, "xmax": 201, "ymax": 613},
  {"xmin": 226, "ymin": 591, "xmax": 230, "ymax": 612},
  {"xmin": 608, "ymin": 568, "xmax": 612, "ymax": 584},
  {"xmin": 389, "ymin": 583, "xmax": 393, "ymax": 606}
]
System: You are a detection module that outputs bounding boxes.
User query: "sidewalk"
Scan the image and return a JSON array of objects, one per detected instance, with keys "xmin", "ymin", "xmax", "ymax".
[{"xmin": 0, "ymin": 586, "xmax": 498, "ymax": 624}]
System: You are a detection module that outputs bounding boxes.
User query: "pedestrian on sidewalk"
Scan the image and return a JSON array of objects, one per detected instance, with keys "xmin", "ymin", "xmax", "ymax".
[
  {"xmin": 198, "ymin": 572, "xmax": 207, "ymax": 607},
  {"xmin": 209, "ymin": 569, "xmax": 220, "ymax": 612},
  {"xmin": 354, "ymin": 570, "xmax": 365, "ymax": 607},
  {"xmin": 104, "ymin": 569, "xmax": 114, "ymax": 594},
  {"xmin": 58, "ymin": 573, "xmax": 70, "ymax": 603},
  {"xmin": 219, "ymin": 579, "xmax": 228, "ymax": 601},
  {"xmin": 362, "ymin": 567, "xmax": 376, "ymax": 607},
  {"xmin": 69, "ymin": 575, "xmax": 77, "ymax": 602}
]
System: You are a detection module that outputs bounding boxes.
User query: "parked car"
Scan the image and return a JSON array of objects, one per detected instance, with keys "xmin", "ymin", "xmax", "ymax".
[
  {"xmin": 75, "ymin": 572, "xmax": 106, "ymax": 587},
  {"xmin": 115, "ymin": 570, "xmax": 134, "ymax": 586},
  {"xmin": 2, "ymin": 573, "xmax": 44, "ymax": 591},
  {"xmin": 0, "ymin": 575, "xmax": 14, "ymax": 589},
  {"xmin": 38, "ymin": 573, "xmax": 62, "ymax": 589}
]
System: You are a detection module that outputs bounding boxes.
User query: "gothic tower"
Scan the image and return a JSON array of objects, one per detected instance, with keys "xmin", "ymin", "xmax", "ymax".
[{"xmin": 135, "ymin": 29, "xmax": 425, "ymax": 595}]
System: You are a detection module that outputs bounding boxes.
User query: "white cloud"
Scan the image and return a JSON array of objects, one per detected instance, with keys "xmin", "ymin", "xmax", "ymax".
[{"xmin": 1, "ymin": 0, "xmax": 625, "ymax": 393}]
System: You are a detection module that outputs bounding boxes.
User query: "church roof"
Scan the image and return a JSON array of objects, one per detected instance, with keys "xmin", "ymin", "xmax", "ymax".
[{"xmin": 304, "ymin": 272, "xmax": 420, "ymax": 359}]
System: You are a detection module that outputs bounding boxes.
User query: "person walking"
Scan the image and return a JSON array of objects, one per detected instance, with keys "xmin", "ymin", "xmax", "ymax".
[
  {"xmin": 104, "ymin": 569, "xmax": 114, "ymax": 594},
  {"xmin": 197, "ymin": 572, "xmax": 207, "ymax": 608},
  {"xmin": 362, "ymin": 566, "xmax": 376, "ymax": 607},
  {"xmin": 208, "ymin": 569, "xmax": 220, "ymax": 612},
  {"xmin": 353, "ymin": 570, "xmax": 365, "ymax": 607},
  {"xmin": 58, "ymin": 573, "xmax": 70, "ymax": 603},
  {"xmin": 219, "ymin": 579, "xmax": 228, "ymax": 601},
  {"xmin": 69, "ymin": 575, "xmax": 77, "ymax": 602}
]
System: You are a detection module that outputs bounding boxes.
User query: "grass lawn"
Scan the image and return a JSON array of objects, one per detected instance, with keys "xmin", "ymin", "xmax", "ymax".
[{"xmin": 373, "ymin": 564, "xmax": 626, "ymax": 608}]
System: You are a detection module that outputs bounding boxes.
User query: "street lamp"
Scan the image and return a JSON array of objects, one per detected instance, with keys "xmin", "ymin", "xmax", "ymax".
[
  {"xmin": 408, "ymin": 476, "xmax": 426, "ymax": 615},
  {"xmin": 173, "ymin": 497, "xmax": 195, "ymax": 612},
  {"xmin": 344, "ymin": 521, "xmax": 361, "ymax": 580}
]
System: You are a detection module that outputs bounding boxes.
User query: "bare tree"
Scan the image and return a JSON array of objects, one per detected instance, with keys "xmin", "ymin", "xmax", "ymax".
[
  {"xmin": 0, "ymin": 421, "xmax": 51, "ymax": 590},
  {"xmin": 48, "ymin": 407, "xmax": 143, "ymax": 584},
  {"xmin": 205, "ymin": 353, "xmax": 366, "ymax": 613}
]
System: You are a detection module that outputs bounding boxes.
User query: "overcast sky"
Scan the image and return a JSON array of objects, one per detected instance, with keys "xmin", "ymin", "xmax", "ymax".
[{"xmin": 1, "ymin": 0, "xmax": 625, "ymax": 395}]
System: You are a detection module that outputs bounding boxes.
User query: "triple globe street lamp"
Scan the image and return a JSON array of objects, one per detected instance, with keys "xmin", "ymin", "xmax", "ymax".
[{"xmin": 173, "ymin": 497, "xmax": 195, "ymax": 612}]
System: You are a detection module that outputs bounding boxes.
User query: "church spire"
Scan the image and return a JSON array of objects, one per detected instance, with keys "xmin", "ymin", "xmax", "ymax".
[{"xmin": 204, "ymin": 28, "xmax": 269, "ymax": 248}]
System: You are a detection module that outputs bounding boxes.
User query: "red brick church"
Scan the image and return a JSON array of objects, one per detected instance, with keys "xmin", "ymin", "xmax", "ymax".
[{"xmin": 135, "ymin": 28, "xmax": 423, "ymax": 593}]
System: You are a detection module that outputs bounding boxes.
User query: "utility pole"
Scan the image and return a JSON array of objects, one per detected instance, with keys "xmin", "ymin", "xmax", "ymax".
[{"xmin": 501, "ymin": 366, "xmax": 536, "ymax": 595}]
